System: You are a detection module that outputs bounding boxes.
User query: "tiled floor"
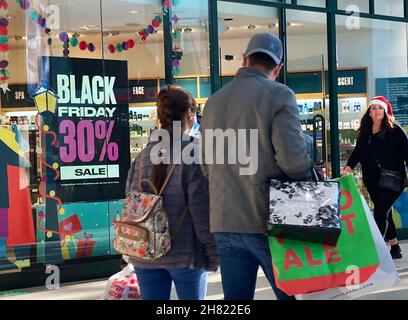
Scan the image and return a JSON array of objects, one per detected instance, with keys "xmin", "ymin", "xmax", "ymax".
[{"xmin": 1, "ymin": 242, "xmax": 407, "ymax": 300}]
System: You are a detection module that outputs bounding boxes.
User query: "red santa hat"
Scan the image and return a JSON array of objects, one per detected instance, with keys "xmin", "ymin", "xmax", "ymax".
[{"xmin": 368, "ymin": 96, "xmax": 394, "ymax": 117}]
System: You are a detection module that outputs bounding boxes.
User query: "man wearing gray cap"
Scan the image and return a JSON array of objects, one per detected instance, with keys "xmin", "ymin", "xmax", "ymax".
[{"xmin": 201, "ymin": 33, "xmax": 311, "ymax": 300}]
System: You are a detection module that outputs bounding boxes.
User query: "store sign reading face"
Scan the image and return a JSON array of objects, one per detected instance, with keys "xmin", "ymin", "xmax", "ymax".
[{"xmin": 133, "ymin": 86, "xmax": 145, "ymax": 95}]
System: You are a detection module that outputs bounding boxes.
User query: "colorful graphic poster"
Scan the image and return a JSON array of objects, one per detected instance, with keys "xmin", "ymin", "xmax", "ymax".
[
  {"xmin": 36, "ymin": 200, "xmax": 125, "ymax": 262},
  {"xmin": 40, "ymin": 57, "xmax": 130, "ymax": 202}
]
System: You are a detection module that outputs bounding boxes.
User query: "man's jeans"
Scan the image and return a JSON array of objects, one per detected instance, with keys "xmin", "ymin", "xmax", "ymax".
[{"xmin": 214, "ymin": 232, "xmax": 295, "ymax": 300}]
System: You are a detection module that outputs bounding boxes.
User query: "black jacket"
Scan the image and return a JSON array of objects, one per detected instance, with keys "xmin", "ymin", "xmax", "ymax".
[{"xmin": 347, "ymin": 125, "xmax": 408, "ymax": 189}]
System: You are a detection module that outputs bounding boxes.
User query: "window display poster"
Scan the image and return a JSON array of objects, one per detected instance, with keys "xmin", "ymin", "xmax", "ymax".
[
  {"xmin": 376, "ymin": 77, "xmax": 408, "ymax": 125},
  {"xmin": 41, "ymin": 57, "xmax": 130, "ymax": 202}
]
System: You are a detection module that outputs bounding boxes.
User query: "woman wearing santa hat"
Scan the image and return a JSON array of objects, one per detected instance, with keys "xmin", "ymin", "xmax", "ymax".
[{"xmin": 342, "ymin": 96, "xmax": 408, "ymax": 260}]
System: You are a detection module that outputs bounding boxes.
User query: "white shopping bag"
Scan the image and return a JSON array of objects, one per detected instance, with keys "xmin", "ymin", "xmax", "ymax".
[
  {"xmin": 102, "ymin": 264, "xmax": 141, "ymax": 300},
  {"xmin": 298, "ymin": 196, "xmax": 400, "ymax": 300}
]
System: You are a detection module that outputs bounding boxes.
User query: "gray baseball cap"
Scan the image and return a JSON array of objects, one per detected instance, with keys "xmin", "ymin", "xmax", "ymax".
[{"xmin": 244, "ymin": 33, "xmax": 283, "ymax": 65}]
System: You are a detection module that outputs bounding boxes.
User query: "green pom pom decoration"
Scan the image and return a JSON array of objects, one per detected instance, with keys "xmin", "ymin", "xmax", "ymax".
[
  {"xmin": 63, "ymin": 43, "xmax": 69, "ymax": 49},
  {"xmin": 31, "ymin": 11, "xmax": 39, "ymax": 21},
  {"xmin": 1, "ymin": 69, "xmax": 10, "ymax": 77},
  {"xmin": 116, "ymin": 43, "xmax": 123, "ymax": 52},
  {"xmin": 70, "ymin": 37, "xmax": 79, "ymax": 47},
  {"xmin": 0, "ymin": 36, "xmax": 8, "ymax": 44}
]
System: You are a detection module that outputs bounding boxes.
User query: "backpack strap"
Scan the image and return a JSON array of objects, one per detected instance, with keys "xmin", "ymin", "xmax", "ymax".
[
  {"xmin": 158, "ymin": 153, "xmax": 182, "ymax": 196},
  {"xmin": 137, "ymin": 149, "xmax": 144, "ymax": 193},
  {"xmin": 171, "ymin": 207, "xmax": 189, "ymax": 240}
]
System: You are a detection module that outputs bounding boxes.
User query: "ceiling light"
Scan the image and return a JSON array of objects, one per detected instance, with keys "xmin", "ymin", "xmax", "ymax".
[
  {"xmin": 79, "ymin": 24, "xmax": 98, "ymax": 30},
  {"xmin": 7, "ymin": 15, "xmax": 15, "ymax": 20},
  {"xmin": 128, "ymin": 10, "xmax": 139, "ymax": 14},
  {"xmin": 267, "ymin": 23, "xmax": 276, "ymax": 29},
  {"xmin": 14, "ymin": 35, "xmax": 23, "ymax": 41},
  {"xmin": 111, "ymin": 31, "xmax": 120, "ymax": 36},
  {"xmin": 184, "ymin": 26, "xmax": 192, "ymax": 33},
  {"xmin": 248, "ymin": 24, "xmax": 256, "ymax": 30}
]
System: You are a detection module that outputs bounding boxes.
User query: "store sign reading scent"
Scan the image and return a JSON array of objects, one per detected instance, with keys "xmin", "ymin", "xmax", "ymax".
[
  {"xmin": 43, "ymin": 57, "xmax": 130, "ymax": 202},
  {"xmin": 338, "ymin": 77, "xmax": 354, "ymax": 86}
]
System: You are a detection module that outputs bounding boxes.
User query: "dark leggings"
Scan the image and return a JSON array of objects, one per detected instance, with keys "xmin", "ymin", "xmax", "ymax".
[{"xmin": 367, "ymin": 186, "xmax": 403, "ymax": 241}]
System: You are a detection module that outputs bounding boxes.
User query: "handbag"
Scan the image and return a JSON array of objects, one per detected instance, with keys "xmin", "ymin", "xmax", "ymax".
[
  {"xmin": 268, "ymin": 169, "xmax": 341, "ymax": 246},
  {"xmin": 368, "ymin": 135, "xmax": 402, "ymax": 192}
]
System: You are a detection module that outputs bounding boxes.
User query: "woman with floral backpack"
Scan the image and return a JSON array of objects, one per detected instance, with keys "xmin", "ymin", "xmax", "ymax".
[{"xmin": 124, "ymin": 85, "xmax": 218, "ymax": 300}]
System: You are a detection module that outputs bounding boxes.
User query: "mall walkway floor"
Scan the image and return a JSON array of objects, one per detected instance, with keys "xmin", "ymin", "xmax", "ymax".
[{"xmin": 1, "ymin": 241, "xmax": 408, "ymax": 300}]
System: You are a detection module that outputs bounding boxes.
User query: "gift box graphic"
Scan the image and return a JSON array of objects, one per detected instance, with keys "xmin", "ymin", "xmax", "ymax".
[
  {"xmin": 75, "ymin": 232, "xmax": 96, "ymax": 259},
  {"xmin": 59, "ymin": 214, "xmax": 83, "ymax": 239},
  {"xmin": 268, "ymin": 180, "xmax": 341, "ymax": 246}
]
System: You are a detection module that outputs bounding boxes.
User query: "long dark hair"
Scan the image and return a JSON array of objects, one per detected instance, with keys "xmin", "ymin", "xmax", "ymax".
[
  {"xmin": 357, "ymin": 106, "xmax": 396, "ymax": 139},
  {"xmin": 151, "ymin": 85, "xmax": 197, "ymax": 192}
]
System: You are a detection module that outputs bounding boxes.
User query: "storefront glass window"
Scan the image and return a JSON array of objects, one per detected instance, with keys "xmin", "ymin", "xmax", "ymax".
[
  {"xmin": 286, "ymin": 10, "xmax": 328, "ymax": 172},
  {"xmin": 217, "ymin": 2, "xmax": 279, "ymax": 85},
  {"xmin": 375, "ymin": 0, "xmax": 404, "ymax": 17},
  {"xmin": 296, "ymin": 0, "xmax": 326, "ymax": 8},
  {"xmin": 0, "ymin": 0, "xmax": 168, "ymax": 275},
  {"xmin": 336, "ymin": 16, "xmax": 408, "ymax": 227},
  {"xmin": 338, "ymin": 0, "xmax": 369, "ymax": 13}
]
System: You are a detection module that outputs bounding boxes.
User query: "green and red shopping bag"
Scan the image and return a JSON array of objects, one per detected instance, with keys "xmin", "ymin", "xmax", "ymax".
[{"xmin": 268, "ymin": 175, "xmax": 380, "ymax": 296}]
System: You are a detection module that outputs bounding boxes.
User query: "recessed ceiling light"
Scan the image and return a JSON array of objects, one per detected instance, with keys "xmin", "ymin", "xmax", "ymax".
[
  {"xmin": 79, "ymin": 24, "xmax": 98, "ymax": 30},
  {"xmin": 248, "ymin": 24, "xmax": 256, "ymax": 30},
  {"xmin": 128, "ymin": 10, "xmax": 139, "ymax": 14},
  {"xmin": 125, "ymin": 22, "xmax": 141, "ymax": 27}
]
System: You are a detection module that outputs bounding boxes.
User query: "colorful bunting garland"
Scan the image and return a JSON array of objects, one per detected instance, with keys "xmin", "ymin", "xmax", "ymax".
[
  {"xmin": 17, "ymin": 0, "xmax": 95, "ymax": 57},
  {"xmin": 106, "ymin": 15, "xmax": 162, "ymax": 54},
  {"xmin": 168, "ymin": 1, "xmax": 182, "ymax": 76},
  {"xmin": 0, "ymin": 0, "xmax": 9, "ymax": 93}
]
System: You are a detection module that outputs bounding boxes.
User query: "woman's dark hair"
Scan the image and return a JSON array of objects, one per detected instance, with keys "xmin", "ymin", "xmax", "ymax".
[
  {"xmin": 151, "ymin": 85, "xmax": 197, "ymax": 192},
  {"xmin": 357, "ymin": 105, "xmax": 396, "ymax": 139}
]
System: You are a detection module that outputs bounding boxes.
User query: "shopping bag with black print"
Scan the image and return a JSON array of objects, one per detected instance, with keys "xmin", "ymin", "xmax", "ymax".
[
  {"xmin": 268, "ymin": 175, "xmax": 380, "ymax": 296},
  {"xmin": 268, "ymin": 177, "xmax": 341, "ymax": 246},
  {"xmin": 298, "ymin": 195, "xmax": 400, "ymax": 300}
]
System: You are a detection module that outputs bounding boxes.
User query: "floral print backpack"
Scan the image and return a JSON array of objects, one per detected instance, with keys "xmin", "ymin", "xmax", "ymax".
[{"xmin": 113, "ymin": 155, "xmax": 188, "ymax": 260}]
